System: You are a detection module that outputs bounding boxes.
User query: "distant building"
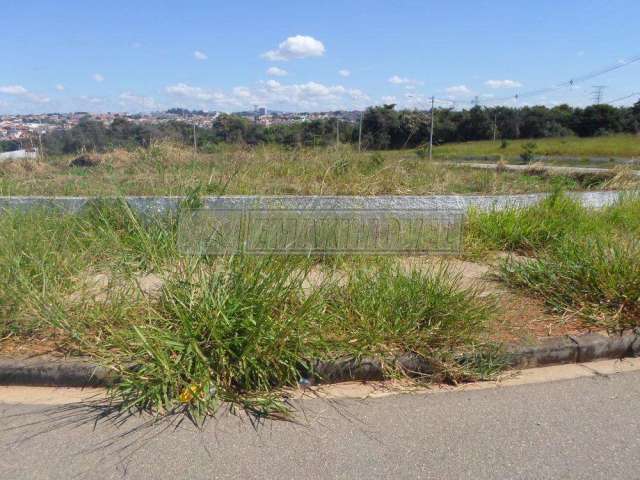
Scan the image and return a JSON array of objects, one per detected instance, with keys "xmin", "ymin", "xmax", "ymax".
[{"xmin": 0, "ymin": 149, "xmax": 38, "ymax": 161}]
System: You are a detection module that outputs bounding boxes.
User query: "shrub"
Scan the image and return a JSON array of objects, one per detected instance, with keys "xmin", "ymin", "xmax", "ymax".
[{"xmin": 519, "ymin": 141, "xmax": 538, "ymax": 163}]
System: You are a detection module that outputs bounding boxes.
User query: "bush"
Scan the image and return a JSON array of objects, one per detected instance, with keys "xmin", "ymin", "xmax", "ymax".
[{"xmin": 519, "ymin": 141, "xmax": 538, "ymax": 163}]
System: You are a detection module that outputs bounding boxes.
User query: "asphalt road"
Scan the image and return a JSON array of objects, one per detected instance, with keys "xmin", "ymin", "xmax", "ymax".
[{"xmin": 2, "ymin": 366, "xmax": 640, "ymax": 479}]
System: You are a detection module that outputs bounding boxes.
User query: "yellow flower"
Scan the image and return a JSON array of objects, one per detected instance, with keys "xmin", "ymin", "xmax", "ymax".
[
  {"xmin": 179, "ymin": 383, "xmax": 207, "ymax": 404},
  {"xmin": 179, "ymin": 384, "xmax": 197, "ymax": 403}
]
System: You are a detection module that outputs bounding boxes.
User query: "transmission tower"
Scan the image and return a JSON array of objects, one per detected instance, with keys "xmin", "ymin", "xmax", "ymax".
[{"xmin": 591, "ymin": 85, "xmax": 606, "ymax": 105}]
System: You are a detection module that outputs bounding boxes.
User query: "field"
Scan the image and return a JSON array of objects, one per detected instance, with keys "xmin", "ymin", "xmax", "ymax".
[
  {"xmin": 1, "ymin": 142, "xmax": 637, "ymax": 197},
  {"xmin": 433, "ymin": 134, "xmax": 640, "ymax": 160}
]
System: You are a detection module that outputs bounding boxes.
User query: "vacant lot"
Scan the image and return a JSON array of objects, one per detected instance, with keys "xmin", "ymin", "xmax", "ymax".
[
  {"xmin": 1, "ymin": 142, "xmax": 636, "ymax": 197},
  {"xmin": 1, "ymin": 191, "xmax": 638, "ymax": 420}
]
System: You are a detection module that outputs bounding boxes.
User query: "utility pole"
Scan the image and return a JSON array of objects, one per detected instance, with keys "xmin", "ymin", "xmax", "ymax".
[
  {"xmin": 592, "ymin": 85, "xmax": 606, "ymax": 105},
  {"xmin": 493, "ymin": 113, "xmax": 498, "ymax": 142},
  {"xmin": 514, "ymin": 94, "xmax": 520, "ymax": 139},
  {"xmin": 193, "ymin": 123, "xmax": 197, "ymax": 157},
  {"xmin": 429, "ymin": 96, "xmax": 435, "ymax": 161},
  {"xmin": 358, "ymin": 110, "xmax": 363, "ymax": 152}
]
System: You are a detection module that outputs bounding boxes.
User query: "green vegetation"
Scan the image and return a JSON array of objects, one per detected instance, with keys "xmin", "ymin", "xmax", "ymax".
[
  {"xmin": 467, "ymin": 192, "xmax": 640, "ymax": 330},
  {"xmin": 1, "ymin": 142, "xmax": 633, "ymax": 197},
  {"xmin": 501, "ymin": 236, "xmax": 640, "ymax": 331},
  {"xmin": 0, "ymin": 202, "xmax": 497, "ymax": 421},
  {"xmin": 41, "ymin": 102, "xmax": 640, "ymax": 154},
  {"xmin": 434, "ymin": 134, "xmax": 640, "ymax": 160}
]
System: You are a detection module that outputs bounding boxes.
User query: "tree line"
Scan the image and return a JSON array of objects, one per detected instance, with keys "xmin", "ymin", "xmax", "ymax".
[{"xmin": 42, "ymin": 101, "xmax": 640, "ymax": 155}]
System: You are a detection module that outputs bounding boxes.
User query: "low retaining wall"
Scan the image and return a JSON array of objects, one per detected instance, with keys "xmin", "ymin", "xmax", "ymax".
[{"xmin": 0, "ymin": 190, "xmax": 627, "ymax": 215}]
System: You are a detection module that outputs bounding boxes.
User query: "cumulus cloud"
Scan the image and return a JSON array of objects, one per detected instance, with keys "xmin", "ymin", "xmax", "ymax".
[
  {"xmin": 0, "ymin": 84, "xmax": 50, "ymax": 103},
  {"xmin": 79, "ymin": 95, "xmax": 103, "ymax": 104},
  {"xmin": 262, "ymin": 35, "xmax": 325, "ymax": 61},
  {"xmin": 193, "ymin": 50, "xmax": 208, "ymax": 61},
  {"xmin": 445, "ymin": 85, "xmax": 472, "ymax": 95},
  {"xmin": 92, "ymin": 73, "xmax": 105, "ymax": 82},
  {"xmin": 338, "ymin": 69, "xmax": 351, "ymax": 77},
  {"xmin": 55, "ymin": 84, "xmax": 65, "ymax": 91},
  {"xmin": 380, "ymin": 95, "xmax": 397, "ymax": 104},
  {"xmin": 0, "ymin": 85, "xmax": 28, "ymax": 95},
  {"xmin": 388, "ymin": 75, "xmax": 423, "ymax": 86},
  {"xmin": 266, "ymin": 66, "xmax": 288, "ymax": 77},
  {"xmin": 165, "ymin": 80, "xmax": 369, "ymax": 110},
  {"xmin": 119, "ymin": 91, "xmax": 157, "ymax": 109},
  {"xmin": 165, "ymin": 83, "xmax": 227, "ymax": 103},
  {"xmin": 485, "ymin": 79, "xmax": 522, "ymax": 89}
]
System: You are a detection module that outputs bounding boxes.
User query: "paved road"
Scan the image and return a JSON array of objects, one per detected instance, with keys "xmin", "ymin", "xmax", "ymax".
[{"xmin": 2, "ymin": 365, "xmax": 640, "ymax": 479}]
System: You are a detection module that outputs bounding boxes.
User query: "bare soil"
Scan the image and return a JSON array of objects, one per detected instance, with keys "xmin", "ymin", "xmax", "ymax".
[{"xmin": 0, "ymin": 254, "xmax": 593, "ymax": 358}]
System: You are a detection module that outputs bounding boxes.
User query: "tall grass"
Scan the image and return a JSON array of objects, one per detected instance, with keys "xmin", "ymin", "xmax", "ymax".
[
  {"xmin": 0, "ymin": 142, "xmax": 626, "ymax": 196},
  {"xmin": 466, "ymin": 190, "xmax": 640, "ymax": 254},
  {"xmin": 500, "ymin": 236, "xmax": 640, "ymax": 330},
  {"xmin": 0, "ymin": 203, "xmax": 497, "ymax": 421},
  {"xmin": 467, "ymin": 191, "xmax": 640, "ymax": 330}
]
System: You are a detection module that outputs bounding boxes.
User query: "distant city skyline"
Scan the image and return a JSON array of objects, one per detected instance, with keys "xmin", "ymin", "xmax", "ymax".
[{"xmin": 1, "ymin": 0, "xmax": 639, "ymax": 114}]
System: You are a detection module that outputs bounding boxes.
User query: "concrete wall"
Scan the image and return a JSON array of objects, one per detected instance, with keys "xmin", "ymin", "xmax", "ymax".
[{"xmin": 0, "ymin": 191, "xmax": 627, "ymax": 215}]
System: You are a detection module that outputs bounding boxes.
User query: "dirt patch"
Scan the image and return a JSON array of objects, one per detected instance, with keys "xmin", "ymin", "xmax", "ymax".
[
  {"xmin": 489, "ymin": 293, "xmax": 589, "ymax": 343},
  {"xmin": 67, "ymin": 271, "xmax": 165, "ymax": 303}
]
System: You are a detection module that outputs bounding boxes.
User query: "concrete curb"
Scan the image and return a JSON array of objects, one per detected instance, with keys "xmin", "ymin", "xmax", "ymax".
[
  {"xmin": 1, "ymin": 332, "xmax": 638, "ymax": 387},
  {"xmin": 0, "ymin": 357, "xmax": 115, "ymax": 388}
]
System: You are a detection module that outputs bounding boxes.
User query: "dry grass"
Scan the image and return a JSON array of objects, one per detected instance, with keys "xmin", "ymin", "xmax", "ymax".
[{"xmin": 0, "ymin": 142, "xmax": 625, "ymax": 196}]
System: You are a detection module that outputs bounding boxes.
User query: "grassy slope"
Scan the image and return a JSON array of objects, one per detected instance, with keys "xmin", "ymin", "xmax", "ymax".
[{"xmin": 433, "ymin": 134, "xmax": 640, "ymax": 159}]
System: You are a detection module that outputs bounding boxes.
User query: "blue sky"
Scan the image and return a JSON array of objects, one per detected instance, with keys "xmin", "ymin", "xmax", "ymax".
[{"xmin": 1, "ymin": 0, "xmax": 639, "ymax": 113}]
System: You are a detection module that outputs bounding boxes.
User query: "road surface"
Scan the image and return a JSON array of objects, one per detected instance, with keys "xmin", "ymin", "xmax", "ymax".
[{"xmin": 2, "ymin": 359, "xmax": 640, "ymax": 479}]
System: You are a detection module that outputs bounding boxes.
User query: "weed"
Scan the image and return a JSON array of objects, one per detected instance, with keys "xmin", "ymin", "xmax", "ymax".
[{"xmin": 499, "ymin": 235, "xmax": 640, "ymax": 330}]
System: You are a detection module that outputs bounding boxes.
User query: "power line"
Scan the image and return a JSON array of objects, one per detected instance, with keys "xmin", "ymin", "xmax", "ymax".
[
  {"xmin": 442, "ymin": 53, "xmax": 640, "ymax": 107},
  {"xmin": 608, "ymin": 92, "xmax": 640, "ymax": 104}
]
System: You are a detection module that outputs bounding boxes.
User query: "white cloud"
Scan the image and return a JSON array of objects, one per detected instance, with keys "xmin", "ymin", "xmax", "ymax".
[
  {"xmin": 381, "ymin": 95, "xmax": 397, "ymax": 104},
  {"xmin": 119, "ymin": 91, "xmax": 157, "ymax": 109},
  {"xmin": 193, "ymin": 50, "xmax": 208, "ymax": 61},
  {"xmin": 485, "ymin": 79, "xmax": 522, "ymax": 89},
  {"xmin": 165, "ymin": 80, "xmax": 369, "ymax": 111},
  {"xmin": 388, "ymin": 75, "xmax": 423, "ymax": 86},
  {"xmin": 55, "ymin": 84, "xmax": 65, "ymax": 91},
  {"xmin": 445, "ymin": 85, "xmax": 472, "ymax": 95},
  {"xmin": 338, "ymin": 69, "xmax": 351, "ymax": 77},
  {"xmin": 266, "ymin": 66, "xmax": 288, "ymax": 77},
  {"xmin": 0, "ymin": 85, "xmax": 28, "ymax": 95},
  {"xmin": 0, "ymin": 84, "xmax": 50, "ymax": 103},
  {"xmin": 92, "ymin": 73, "xmax": 105, "ymax": 82},
  {"xmin": 80, "ymin": 95, "xmax": 103, "ymax": 104},
  {"xmin": 166, "ymin": 83, "xmax": 226, "ymax": 102},
  {"xmin": 262, "ymin": 35, "xmax": 325, "ymax": 61}
]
